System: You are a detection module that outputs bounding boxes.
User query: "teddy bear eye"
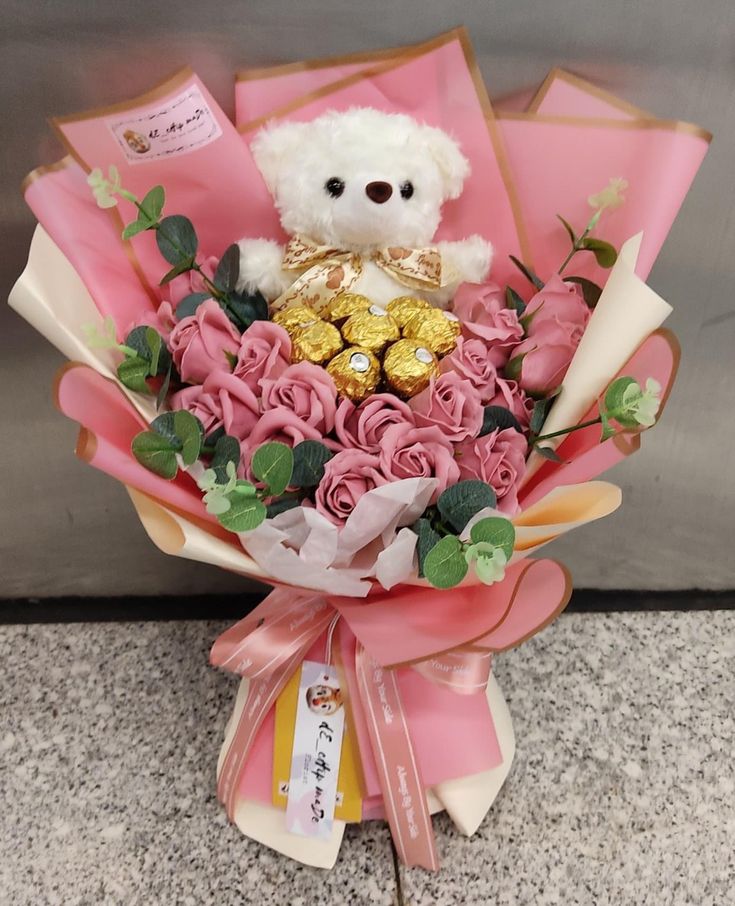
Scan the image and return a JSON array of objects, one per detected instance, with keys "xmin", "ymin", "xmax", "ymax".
[
  {"xmin": 400, "ymin": 181, "xmax": 414, "ymax": 200},
  {"xmin": 325, "ymin": 177, "xmax": 345, "ymax": 198}
]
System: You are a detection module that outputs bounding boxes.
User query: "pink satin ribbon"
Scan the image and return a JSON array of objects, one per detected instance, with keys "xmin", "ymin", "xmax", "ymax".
[{"xmin": 210, "ymin": 586, "xmax": 494, "ymax": 869}]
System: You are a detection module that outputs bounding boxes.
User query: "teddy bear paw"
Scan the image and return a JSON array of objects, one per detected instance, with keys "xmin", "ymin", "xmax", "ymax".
[
  {"xmin": 236, "ymin": 238, "xmax": 290, "ymax": 301},
  {"xmin": 439, "ymin": 235, "xmax": 493, "ymax": 285}
]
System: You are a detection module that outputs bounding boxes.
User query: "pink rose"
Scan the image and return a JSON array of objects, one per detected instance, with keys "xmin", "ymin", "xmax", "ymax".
[
  {"xmin": 314, "ymin": 450, "xmax": 387, "ymax": 525},
  {"xmin": 510, "ymin": 276, "xmax": 590, "ymax": 395},
  {"xmin": 440, "ymin": 336, "xmax": 499, "ymax": 403},
  {"xmin": 168, "ymin": 299, "xmax": 240, "ymax": 385},
  {"xmin": 244, "ymin": 408, "xmax": 326, "ymax": 451},
  {"xmin": 456, "ymin": 428, "xmax": 527, "ymax": 515},
  {"xmin": 379, "ymin": 425, "xmax": 460, "ymax": 501},
  {"xmin": 452, "ymin": 282, "xmax": 523, "ymax": 366},
  {"xmin": 487, "ymin": 377, "xmax": 535, "ymax": 431},
  {"xmin": 409, "ymin": 372, "xmax": 483, "ymax": 443},
  {"xmin": 334, "ymin": 393, "xmax": 416, "ymax": 453},
  {"xmin": 261, "ymin": 362, "xmax": 338, "ymax": 435},
  {"xmin": 234, "ymin": 321, "xmax": 292, "ymax": 394},
  {"xmin": 164, "ymin": 254, "xmax": 218, "ymax": 309},
  {"xmin": 171, "ymin": 371, "xmax": 260, "ymax": 442}
]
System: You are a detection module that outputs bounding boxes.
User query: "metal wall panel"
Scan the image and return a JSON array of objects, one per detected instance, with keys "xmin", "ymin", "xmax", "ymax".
[{"xmin": 1, "ymin": 0, "xmax": 734, "ymax": 596}]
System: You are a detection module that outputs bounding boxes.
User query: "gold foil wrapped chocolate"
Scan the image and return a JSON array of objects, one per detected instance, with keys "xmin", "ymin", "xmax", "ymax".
[
  {"xmin": 326, "ymin": 346, "xmax": 381, "ymax": 402},
  {"xmin": 383, "ymin": 339, "xmax": 439, "ymax": 397},
  {"xmin": 386, "ymin": 295, "xmax": 432, "ymax": 329},
  {"xmin": 402, "ymin": 308, "xmax": 461, "ymax": 357},
  {"xmin": 272, "ymin": 304, "xmax": 321, "ymax": 336},
  {"xmin": 291, "ymin": 320, "xmax": 344, "ymax": 364},
  {"xmin": 324, "ymin": 292, "xmax": 373, "ymax": 324},
  {"xmin": 341, "ymin": 305, "xmax": 401, "ymax": 355}
]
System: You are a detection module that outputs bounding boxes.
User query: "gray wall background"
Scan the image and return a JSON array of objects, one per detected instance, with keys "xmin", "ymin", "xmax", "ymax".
[{"xmin": 2, "ymin": 0, "xmax": 734, "ymax": 598}]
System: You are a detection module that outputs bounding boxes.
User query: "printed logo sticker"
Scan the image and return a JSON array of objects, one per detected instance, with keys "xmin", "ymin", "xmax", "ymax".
[{"xmin": 108, "ymin": 85, "xmax": 222, "ymax": 164}]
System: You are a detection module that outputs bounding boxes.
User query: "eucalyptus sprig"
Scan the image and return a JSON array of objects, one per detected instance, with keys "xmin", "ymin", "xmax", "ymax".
[
  {"xmin": 87, "ymin": 166, "xmax": 268, "ymax": 331},
  {"xmin": 411, "ymin": 481, "xmax": 516, "ymax": 590},
  {"xmin": 530, "ymin": 375, "xmax": 662, "ymax": 460}
]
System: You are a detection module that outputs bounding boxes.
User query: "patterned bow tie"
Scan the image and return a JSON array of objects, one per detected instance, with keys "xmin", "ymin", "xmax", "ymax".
[{"xmin": 273, "ymin": 235, "xmax": 447, "ymax": 314}]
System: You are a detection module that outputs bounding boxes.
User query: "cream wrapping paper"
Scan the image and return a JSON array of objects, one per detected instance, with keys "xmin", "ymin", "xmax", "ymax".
[{"xmin": 525, "ymin": 233, "xmax": 673, "ymax": 481}]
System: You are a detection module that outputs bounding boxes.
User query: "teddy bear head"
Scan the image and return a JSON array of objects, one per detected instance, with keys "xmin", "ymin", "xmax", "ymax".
[{"xmin": 250, "ymin": 107, "xmax": 470, "ymax": 251}]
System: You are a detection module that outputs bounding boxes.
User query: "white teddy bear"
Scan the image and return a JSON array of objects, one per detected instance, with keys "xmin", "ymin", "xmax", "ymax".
[{"xmin": 236, "ymin": 107, "xmax": 492, "ymax": 311}]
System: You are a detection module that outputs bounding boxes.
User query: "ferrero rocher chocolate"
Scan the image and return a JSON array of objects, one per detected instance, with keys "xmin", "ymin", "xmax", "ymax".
[
  {"xmin": 272, "ymin": 304, "xmax": 321, "ymax": 337},
  {"xmin": 341, "ymin": 305, "xmax": 401, "ymax": 355},
  {"xmin": 386, "ymin": 295, "xmax": 432, "ymax": 329},
  {"xmin": 291, "ymin": 320, "xmax": 344, "ymax": 364},
  {"xmin": 324, "ymin": 292, "xmax": 373, "ymax": 324},
  {"xmin": 383, "ymin": 339, "xmax": 439, "ymax": 397},
  {"xmin": 326, "ymin": 346, "xmax": 381, "ymax": 402},
  {"xmin": 402, "ymin": 308, "xmax": 461, "ymax": 357}
]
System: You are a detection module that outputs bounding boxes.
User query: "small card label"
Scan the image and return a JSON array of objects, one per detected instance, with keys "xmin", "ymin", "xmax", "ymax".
[
  {"xmin": 285, "ymin": 661, "xmax": 345, "ymax": 839},
  {"xmin": 107, "ymin": 85, "xmax": 222, "ymax": 164}
]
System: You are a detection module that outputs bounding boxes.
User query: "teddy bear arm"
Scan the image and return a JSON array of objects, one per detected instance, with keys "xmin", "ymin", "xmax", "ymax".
[
  {"xmin": 438, "ymin": 235, "xmax": 493, "ymax": 285},
  {"xmin": 236, "ymin": 238, "xmax": 291, "ymax": 301}
]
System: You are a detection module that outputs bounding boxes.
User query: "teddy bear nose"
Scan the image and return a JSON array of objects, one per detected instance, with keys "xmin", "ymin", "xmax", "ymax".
[{"xmin": 365, "ymin": 181, "xmax": 393, "ymax": 204}]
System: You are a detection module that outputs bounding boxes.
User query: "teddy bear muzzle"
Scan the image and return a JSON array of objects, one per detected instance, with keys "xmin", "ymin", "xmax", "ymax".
[{"xmin": 365, "ymin": 180, "xmax": 393, "ymax": 204}]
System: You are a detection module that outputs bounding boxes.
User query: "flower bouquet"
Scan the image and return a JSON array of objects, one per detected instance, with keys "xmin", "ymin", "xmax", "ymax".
[{"xmin": 10, "ymin": 28, "xmax": 709, "ymax": 870}]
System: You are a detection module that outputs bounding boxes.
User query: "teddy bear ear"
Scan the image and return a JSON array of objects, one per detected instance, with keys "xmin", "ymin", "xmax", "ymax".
[
  {"xmin": 421, "ymin": 126, "xmax": 470, "ymax": 201},
  {"xmin": 250, "ymin": 121, "xmax": 309, "ymax": 193}
]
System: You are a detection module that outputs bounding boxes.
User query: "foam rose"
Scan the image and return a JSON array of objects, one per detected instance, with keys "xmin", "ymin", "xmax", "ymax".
[
  {"xmin": 314, "ymin": 450, "xmax": 388, "ymax": 525},
  {"xmin": 511, "ymin": 275, "xmax": 591, "ymax": 395},
  {"xmin": 334, "ymin": 393, "xmax": 416, "ymax": 453},
  {"xmin": 234, "ymin": 321, "xmax": 292, "ymax": 393},
  {"xmin": 167, "ymin": 299, "xmax": 240, "ymax": 385},
  {"xmin": 409, "ymin": 372, "xmax": 483, "ymax": 443},
  {"xmin": 379, "ymin": 425, "xmax": 459, "ymax": 501},
  {"xmin": 486, "ymin": 376, "xmax": 535, "ymax": 430},
  {"xmin": 440, "ymin": 336, "xmax": 499, "ymax": 403},
  {"xmin": 171, "ymin": 370, "xmax": 260, "ymax": 442},
  {"xmin": 456, "ymin": 427, "xmax": 527, "ymax": 515},
  {"xmin": 452, "ymin": 282, "xmax": 523, "ymax": 366},
  {"xmin": 260, "ymin": 361, "xmax": 338, "ymax": 435}
]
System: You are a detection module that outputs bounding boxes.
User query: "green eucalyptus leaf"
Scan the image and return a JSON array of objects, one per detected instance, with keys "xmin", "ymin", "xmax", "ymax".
[
  {"xmin": 122, "ymin": 219, "xmax": 150, "ymax": 241},
  {"xmin": 139, "ymin": 185, "xmax": 165, "ymax": 223},
  {"xmin": 504, "ymin": 285, "xmax": 527, "ymax": 316},
  {"xmin": 579, "ymin": 237, "xmax": 618, "ymax": 268},
  {"xmin": 529, "ymin": 389, "xmax": 561, "ymax": 436},
  {"xmin": 226, "ymin": 291, "xmax": 269, "ymax": 329},
  {"xmin": 131, "ymin": 431, "xmax": 178, "ymax": 479},
  {"xmin": 210, "ymin": 434, "xmax": 241, "ymax": 484},
  {"xmin": 437, "ymin": 480, "xmax": 497, "ymax": 534},
  {"xmin": 423, "ymin": 536, "xmax": 469, "ymax": 589},
  {"xmin": 117, "ymin": 357, "xmax": 152, "ymax": 394},
  {"xmin": 214, "ymin": 244, "xmax": 241, "ymax": 293},
  {"xmin": 535, "ymin": 445, "xmax": 564, "ymax": 463},
  {"xmin": 504, "ymin": 352, "xmax": 527, "ymax": 383},
  {"xmin": 251, "ymin": 442, "xmax": 294, "ymax": 497},
  {"xmin": 218, "ymin": 494, "xmax": 267, "ymax": 533},
  {"xmin": 509, "ymin": 255, "xmax": 544, "ymax": 290},
  {"xmin": 156, "ymin": 362, "xmax": 173, "ymax": 411},
  {"xmin": 413, "ymin": 517, "xmax": 441, "ymax": 578},
  {"xmin": 124, "ymin": 326, "xmax": 170, "ymax": 375},
  {"xmin": 149, "ymin": 412, "xmax": 183, "ymax": 449},
  {"xmin": 478, "ymin": 406, "xmax": 523, "ymax": 437},
  {"xmin": 156, "ymin": 215, "xmax": 198, "ymax": 265},
  {"xmin": 173, "ymin": 409, "xmax": 203, "ymax": 465},
  {"xmin": 291, "ymin": 440, "xmax": 333, "ymax": 488},
  {"xmin": 175, "ymin": 292, "xmax": 211, "ymax": 320},
  {"xmin": 160, "ymin": 258, "xmax": 196, "ymax": 285},
  {"xmin": 470, "ymin": 517, "xmax": 516, "ymax": 560},
  {"xmin": 603, "ymin": 376, "xmax": 638, "ymax": 427},
  {"xmin": 565, "ymin": 276, "xmax": 603, "ymax": 309},
  {"xmin": 556, "ymin": 214, "xmax": 577, "ymax": 244}
]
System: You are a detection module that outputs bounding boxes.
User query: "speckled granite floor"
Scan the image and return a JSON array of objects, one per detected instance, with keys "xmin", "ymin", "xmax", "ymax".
[{"xmin": 1, "ymin": 611, "xmax": 733, "ymax": 906}]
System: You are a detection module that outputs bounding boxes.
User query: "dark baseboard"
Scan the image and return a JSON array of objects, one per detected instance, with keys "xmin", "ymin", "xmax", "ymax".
[{"xmin": 0, "ymin": 589, "xmax": 733, "ymax": 624}]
